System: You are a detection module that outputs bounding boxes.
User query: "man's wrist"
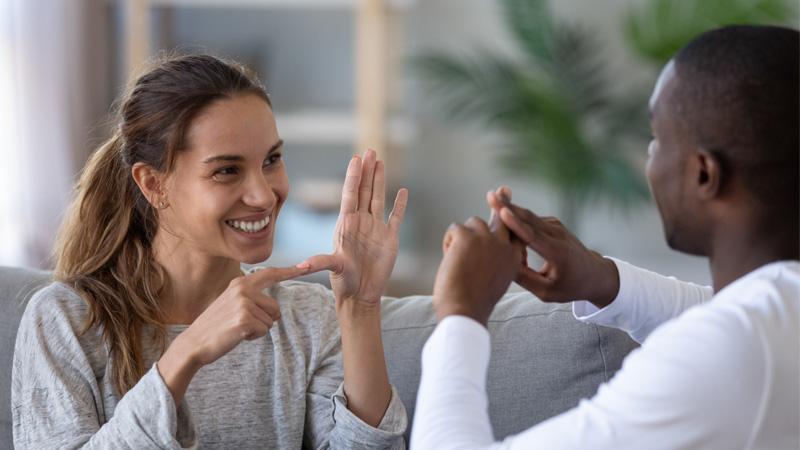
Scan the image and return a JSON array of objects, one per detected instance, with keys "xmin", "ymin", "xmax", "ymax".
[
  {"xmin": 433, "ymin": 297, "xmax": 490, "ymax": 327},
  {"xmin": 588, "ymin": 255, "xmax": 620, "ymax": 309}
]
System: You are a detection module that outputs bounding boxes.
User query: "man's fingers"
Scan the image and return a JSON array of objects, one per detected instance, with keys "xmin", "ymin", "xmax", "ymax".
[
  {"xmin": 496, "ymin": 186, "xmax": 512, "ymax": 203},
  {"xmin": 442, "ymin": 222, "xmax": 466, "ymax": 253},
  {"xmin": 491, "ymin": 213, "xmax": 511, "ymax": 240},
  {"xmin": 357, "ymin": 149, "xmax": 377, "ymax": 213},
  {"xmin": 371, "ymin": 160, "xmax": 386, "ymax": 219},
  {"xmin": 515, "ymin": 265, "xmax": 553, "ymax": 298},
  {"xmin": 340, "ymin": 156, "xmax": 362, "ymax": 215},
  {"xmin": 246, "ymin": 265, "xmax": 317, "ymax": 287},
  {"xmin": 388, "ymin": 188, "xmax": 408, "ymax": 233},
  {"xmin": 499, "ymin": 207, "xmax": 551, "ymax": 256},
  {"xmin": 298, "ymin": 254, "xmax": 345, "ymax": 275},
  {"xmin": 464, "ymin": 216, "xmax": 490, "ymax": 234},
  {"xmin": 486, "ymin": 190, "xmax": 503, "ymax": 211},
  {"xmin": 487, "ymin": 191, "xmax": 502, "ymax": 227},
  {"xmin": 497, "ymin": 201, "xmax": 548, "ymax": 231}
]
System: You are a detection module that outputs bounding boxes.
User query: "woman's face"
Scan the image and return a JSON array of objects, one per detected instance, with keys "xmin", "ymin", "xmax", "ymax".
[{"xmin": 160, "ymin": 93, "xmax": 288, "ymax": 265}]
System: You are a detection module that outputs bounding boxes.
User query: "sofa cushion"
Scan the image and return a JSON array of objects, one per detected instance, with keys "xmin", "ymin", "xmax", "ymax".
[
  {"xmin": 380, "ymin": 290, "xmax": 638, "ymax": 443},
  {"xmin": 0, "ymin": 266, "xmax": 52, "ymax": 449}
]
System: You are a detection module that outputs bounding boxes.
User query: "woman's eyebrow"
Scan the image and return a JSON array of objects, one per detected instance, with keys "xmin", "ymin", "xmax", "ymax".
[
  {"xmin": 202, "ymin": 139, "xmax": 284, "ymax": 164},
  {"xmin": 202, "ymin": 154, "xmax": 243, "ymax": 164},
  {"xmin": 267, "ymin": 139, "xmax": 284, "ymax": 154}
]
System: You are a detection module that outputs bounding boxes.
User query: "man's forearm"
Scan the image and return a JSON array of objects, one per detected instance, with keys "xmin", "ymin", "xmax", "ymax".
[{"xmin": 411, "ymin": 315, "xmax": 497, "ymax": 450}]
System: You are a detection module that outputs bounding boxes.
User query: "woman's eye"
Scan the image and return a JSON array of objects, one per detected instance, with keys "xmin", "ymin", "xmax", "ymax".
[
  {"xmin": 212, "ymin": 166, "xmax": 239, "ymax": 179},
  {"xmin": 263, "ymin": 153, "xmax": 282, "ymax": 167}
]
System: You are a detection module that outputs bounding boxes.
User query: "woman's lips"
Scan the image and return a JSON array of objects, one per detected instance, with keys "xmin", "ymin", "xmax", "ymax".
[{"xmin": 225, "ymin": 216, "xmax": 271, "ymax": 235}]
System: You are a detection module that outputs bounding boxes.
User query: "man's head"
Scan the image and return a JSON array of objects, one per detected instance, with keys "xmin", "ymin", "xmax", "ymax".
[{"xmin": 646, "ymin": 25, "xmax": 799, "ymax": 256}]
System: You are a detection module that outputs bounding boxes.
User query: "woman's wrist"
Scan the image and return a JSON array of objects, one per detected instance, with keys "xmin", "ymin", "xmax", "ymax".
[
  {"xmin": 157, "ymin": 334, "xmax": 202, "ymax": 405},
  {"xmin": 337, "ymin": 299, "xmax": 392, "ymax": 427},
  {"xmin": 335, "ymin": 296, "xmax": 382, "ymax": 325}
]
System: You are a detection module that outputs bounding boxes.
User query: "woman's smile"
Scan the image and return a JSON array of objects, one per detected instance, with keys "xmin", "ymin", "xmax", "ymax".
[{"xmin": 224, "ymin": 213, "xmax": 274, "ymax": 240}]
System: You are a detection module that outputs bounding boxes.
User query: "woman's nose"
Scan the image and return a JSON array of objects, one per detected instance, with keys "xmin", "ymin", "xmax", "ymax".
[{"xmin": 242, "ymin": 173, "xmax": 277, "ymax": 209}]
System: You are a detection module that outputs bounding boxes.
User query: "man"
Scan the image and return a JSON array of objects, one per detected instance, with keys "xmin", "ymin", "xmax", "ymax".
[{"xmin": 411, "ymin": 25, "xmax": 799, "ymax": 449}]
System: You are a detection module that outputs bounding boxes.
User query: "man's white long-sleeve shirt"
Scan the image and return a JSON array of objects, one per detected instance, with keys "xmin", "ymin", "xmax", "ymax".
[{"xmin": 411, "ymin": 259, "xmax": 800, "ymax": 450}]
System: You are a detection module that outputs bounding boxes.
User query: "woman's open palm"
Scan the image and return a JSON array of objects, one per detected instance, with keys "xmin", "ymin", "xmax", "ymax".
[{"xmin": 303, "ymin": 150, "xmax": 407, "ymax": 308}]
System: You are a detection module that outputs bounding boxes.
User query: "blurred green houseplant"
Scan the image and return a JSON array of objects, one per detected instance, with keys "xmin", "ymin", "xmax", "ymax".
[
  {"xmin": 624, "ymin": 0, "xmax": 799, "ymax": 66},
  {"xmin": 414, "ymin": 0, "xmax": 650, "ymax": 229}
]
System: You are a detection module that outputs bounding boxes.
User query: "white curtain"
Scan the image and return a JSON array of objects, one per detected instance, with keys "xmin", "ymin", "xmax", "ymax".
[{"xmin": 0, "ymin": 0, "xmax": 107, "ymax": 268}]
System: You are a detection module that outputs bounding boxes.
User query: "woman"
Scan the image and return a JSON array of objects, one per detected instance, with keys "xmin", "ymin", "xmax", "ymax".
[{"xmin": 11, "ymin": 54, "xmax": 409, "ymax": 449}]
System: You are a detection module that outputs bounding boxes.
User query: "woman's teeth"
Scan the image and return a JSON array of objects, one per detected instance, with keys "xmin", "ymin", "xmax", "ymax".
[{"xmin": 226, "ymin": 217, "xmax": 270, "ymax": 233}]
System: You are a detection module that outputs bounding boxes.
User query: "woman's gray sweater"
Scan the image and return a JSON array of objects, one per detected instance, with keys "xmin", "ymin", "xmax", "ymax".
[{"xmin": 11, "ymin": 279, "xmax": 407, "ymax": 449}]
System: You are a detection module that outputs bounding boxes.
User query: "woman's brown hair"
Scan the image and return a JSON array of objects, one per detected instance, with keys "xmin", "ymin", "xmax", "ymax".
[{"xmin": 54, "ymin": 54, "xmax": 270, "ymax": 395}]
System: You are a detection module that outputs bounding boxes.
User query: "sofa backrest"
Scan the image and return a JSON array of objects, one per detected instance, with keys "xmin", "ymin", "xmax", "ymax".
[
  {"xmin": 0, "ymin": 266, "xmax": 638, "ymax": 448},
  {"xmin": 381, "ymin": 292, "xmax": 637, "ymax": 443},
  {"xmin": 0, "ymin": 267, "xmax": 51, "ymax": 450}
]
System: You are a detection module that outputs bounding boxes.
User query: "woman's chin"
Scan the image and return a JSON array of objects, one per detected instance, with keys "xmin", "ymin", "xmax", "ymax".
[
  {"xmin": 240, "ymin": 248, "xmax": 272, "ymax": 265},
  {"xmin": 228, "ymin": 241, "xmax": 273, "ymax": 265}
]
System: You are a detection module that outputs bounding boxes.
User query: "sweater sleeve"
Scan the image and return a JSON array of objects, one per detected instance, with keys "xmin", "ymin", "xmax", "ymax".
[
  {"xmin": 301, "ymin": 286, "xmax": 407, "ymax": 449},
  {"xmin": 11, "ymin": 284, "xmax": 197, "ymax": 449},
  {"xmin": 572, "ymin": 258, "xmax": 714, "ymax": 343}
]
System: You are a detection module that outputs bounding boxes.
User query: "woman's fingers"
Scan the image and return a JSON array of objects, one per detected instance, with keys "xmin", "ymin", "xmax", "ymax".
[
  {"xmin": 246, "ymin": 265, "xmax": 314, "ymax": 289},
  {"xmin": 371, "ymin": 160, "xmax": 386, "ymax": 219},
  {"xmin": 242, "ymin": 319, "xmax": 270, "ymax": 341},
  {"xmin": 388, "ymin": 188, "xmax": 408, "ymax": 233},
  {"xmin": 251, "ymin": 292, "xmax": 281, "ymax": 321},
  {"xmin": 340, "ymin": 156, "xmax": 362, "ymax": 216},
  {"xmin": 358, "ymin": 149, "xmax": 377, "ymax": 213},
  {"xmin": 300, "ymin": 253, "xmax": 345, "ymax": 275}
]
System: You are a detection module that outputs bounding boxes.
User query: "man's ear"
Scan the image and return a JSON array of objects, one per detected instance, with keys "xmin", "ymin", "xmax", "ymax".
[
  {"xmin": 131, "ymin": 162, "xmax": 166, "ymax": 207},
  {"xmin": 693, "ymin": 148, "xmax": 723, "ymax": 200}
]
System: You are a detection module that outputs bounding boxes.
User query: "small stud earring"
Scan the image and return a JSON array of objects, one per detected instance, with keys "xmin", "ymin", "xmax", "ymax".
[{"xmin": 158, "ymin": 200, "xmax": 166, "ymax": 209}]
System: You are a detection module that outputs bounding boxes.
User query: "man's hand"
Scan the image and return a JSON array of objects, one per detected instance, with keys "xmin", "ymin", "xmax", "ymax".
[
  {"xmin": 433, "ymin": 216, "xmax": 523, "ymax": 327},
  {"xmin": 488, "ymin": 187, "xmax": 620, "ymax": 309}
]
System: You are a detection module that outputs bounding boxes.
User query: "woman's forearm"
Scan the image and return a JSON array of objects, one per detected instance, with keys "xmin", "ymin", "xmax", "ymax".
[
  {"xmin": 337, "ymin": 300, "xmax": 392, "ymax": 427},
  {"xmin": 156, "ymin": 334, "xmax": 202, "ymax": 406}
]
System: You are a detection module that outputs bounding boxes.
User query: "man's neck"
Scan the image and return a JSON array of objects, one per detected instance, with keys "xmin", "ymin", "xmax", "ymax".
[
  {"xmin": 708, "ymin": 223, "xmax": 799, "ymax": 293},
  {"xmin": 151, "ymin": 231, "xmax": 243, "ymax": 324}
]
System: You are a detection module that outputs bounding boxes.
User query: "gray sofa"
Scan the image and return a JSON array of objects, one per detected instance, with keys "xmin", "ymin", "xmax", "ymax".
[{"xmin": 0, "ymin": 266, "xmax": 638, "ymax": 448}]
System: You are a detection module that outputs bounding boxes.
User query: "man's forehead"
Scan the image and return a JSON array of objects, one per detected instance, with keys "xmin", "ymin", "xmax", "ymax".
[{"xmin": 649, "ymin": 59, "xmax": 677, "ymax": 113}]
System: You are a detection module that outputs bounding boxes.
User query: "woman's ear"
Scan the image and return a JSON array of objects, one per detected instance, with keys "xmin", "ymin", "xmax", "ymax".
[{"xmin": 131, "ymin": 163, "xmax": 168, "ymax": 208}]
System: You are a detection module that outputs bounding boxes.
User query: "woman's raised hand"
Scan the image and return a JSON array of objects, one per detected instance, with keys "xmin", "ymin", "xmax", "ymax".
[{"xmin": 302, "ymin": 149, "xmax": 408, "ymax": 311}]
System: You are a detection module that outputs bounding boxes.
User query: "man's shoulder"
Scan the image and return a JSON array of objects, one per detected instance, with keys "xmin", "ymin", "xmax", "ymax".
[{"xmin": 713, "ymin": 260, "xmax": 799, "ymax": 322}]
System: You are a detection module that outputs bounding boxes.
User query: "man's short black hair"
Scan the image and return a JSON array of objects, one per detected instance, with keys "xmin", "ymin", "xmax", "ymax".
[{"xmin": 672, "ymin": 25, "xmax": 798, "ymax": 216}]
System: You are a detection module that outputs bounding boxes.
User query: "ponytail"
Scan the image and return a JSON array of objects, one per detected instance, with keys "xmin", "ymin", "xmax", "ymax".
[{"xmin": 54, "ymin": 133, "xmax": 168, "ymax": 396}]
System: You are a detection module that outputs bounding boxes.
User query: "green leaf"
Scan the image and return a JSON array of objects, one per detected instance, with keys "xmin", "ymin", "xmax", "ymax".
[
  {"xmin": 502, "ymin": 0, "xmax": 553, "ymax": 63},
  {"xmin": 624, "ymin": 0, "xmax": 799, "ymax": 65}
]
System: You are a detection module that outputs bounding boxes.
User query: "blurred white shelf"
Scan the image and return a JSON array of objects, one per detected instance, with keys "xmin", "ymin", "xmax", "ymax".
[
  {"xmin": 144, "ymin": 0, "xmax": 416, "ymax": 10},
  {"xmin": 276, "ymin": 110, "xmax": 417, "ymax": 147}
]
